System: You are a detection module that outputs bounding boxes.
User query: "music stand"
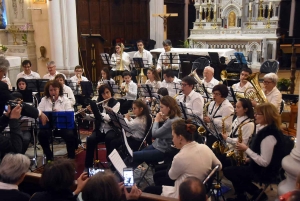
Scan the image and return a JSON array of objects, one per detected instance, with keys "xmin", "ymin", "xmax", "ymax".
[
  {"xmin": 234, "ymin": 52, "xmax": 247, "ymax": 65},
  {"xmin": 139, "ymin": 84, "xmax": 157, "ymax": 99},
  {"xmin": 228, "ymin": 87, "xmax": 237, "ymax": 104},
  {"xmin": 100, "ymin": 53, "xmax": 111, "ymax": 65},
  {"xmin": 80, "ymin": 81, "xmax": 94, "ymax": 98},
  {"xmin": 19, "ymin": 90, "xmax": 33, "ymax": 103}
]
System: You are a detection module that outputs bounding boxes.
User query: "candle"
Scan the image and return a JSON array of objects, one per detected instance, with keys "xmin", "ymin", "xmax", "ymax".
[
  {"xmin": 200, "ymin": 5, "xmax": 202, "ymax": 12},
  {"xmin": 249, "ymin": 2, "xmax": 252, "ymax": 11},
  {"xmin": 214, "ymin": 4, "xmax": 216, "ymax": 12},
  {"xmin": 209, "ymin": 0, "xmax": 211, "ymax": 4},
  {"xmin": 269, "ymin": 2, "xmax": 272, "ymax": 9}
]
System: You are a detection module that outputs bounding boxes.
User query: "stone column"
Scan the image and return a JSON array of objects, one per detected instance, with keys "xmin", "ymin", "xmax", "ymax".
[
  {"xmin": 278, "ymin": 87, "xmax": 300, "ymax": 195},
  {"xmin": 47, "ymin": 0, "xmax": 78, "ymax": 78},
  {"xmin": 150, "ymin": 0, "xmax": 163, "ymax": 48}
]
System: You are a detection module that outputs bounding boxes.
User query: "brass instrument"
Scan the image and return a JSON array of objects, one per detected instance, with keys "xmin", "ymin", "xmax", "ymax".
[
  {"xmin": 117, "ymin": 43, "xmax": 125, "ymax": 71},
  {"xmin": 197, "ymin": 101, "xmax": 211, "ymax": 137},
  {"xmin": 226, "ymin": 121, "xmax": 249, "ymax": 166},
  {"xmin": 189, "ymin": 69, "xmax": 203, "ymax": 84},
  {"xmin": 173, "ymin": 90, "xmax": 182, "ymax": 100},
  {"xmin": 220, "ymin": 70, "xmax": 240, "ymax": 82},
  {"xmin": 212, "ymin": 114, "xmax": 232, "ymax": 154},
  {"xmin": 74, "ymin": 98, "xmax": 112, "ymax": 115},
  {"xmin": 120, "ymin": 83, "xmax": 128, "ymax": 96},
  {"xmin": 244, "ymin": 72, "xmax": 267, "ymax": 104}
]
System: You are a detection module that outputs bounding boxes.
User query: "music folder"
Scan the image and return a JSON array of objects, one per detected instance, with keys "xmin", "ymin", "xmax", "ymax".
[{"xmin": 109, "ymin": 149, "xmax": 127, "ymax": 177}]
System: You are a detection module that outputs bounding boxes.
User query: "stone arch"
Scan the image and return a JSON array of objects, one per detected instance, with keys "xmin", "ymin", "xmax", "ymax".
[{"xmin": 222, "ymin": 4, "xmax": 242, "ymax": 18}]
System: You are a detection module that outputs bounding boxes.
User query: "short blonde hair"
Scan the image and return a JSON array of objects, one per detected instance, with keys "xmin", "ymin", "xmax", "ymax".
[
  {"xmin": 263, "ymin": 73, "xmax": 278, "ymax": 84},
  {"xmin": 204, "ymin": 66, "xmax": 214, "ymax": 74}
]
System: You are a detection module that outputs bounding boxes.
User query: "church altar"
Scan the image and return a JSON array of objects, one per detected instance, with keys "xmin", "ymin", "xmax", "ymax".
[
  {"xmin": 150, "ymin": 48, "xmax": 235, "ymax": 58},
  {"xmin": 6, "ymin": 56, "xmax": 21, "ymax": 88},
  {"xmin": 188, "ymin": 0, "xmax": 281, "ymax": 69}
]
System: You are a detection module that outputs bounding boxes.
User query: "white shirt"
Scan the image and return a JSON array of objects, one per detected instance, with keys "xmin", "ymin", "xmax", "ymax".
[
  {"xmin": 264, "ymin": 87, "xmax": 282, "ymax": 112},
  {"xmin": 1, "ymin": 77, "xmax": 12, "ymax": 90},
  {"xmin": 162, "ymin": 142, "xmax": 222, "ymax": 198},
  {"xmin": 101, "ymin": 101, "xmax": 120, "ymax": 133},
  {"xmin": 245, "ymin": 124, "xmax": 277, "ymax": 167},
  {"xmin": 231, "ymin": 81, "xmax": 252, "ymax": 93},
  {"xmin": 110, "ymin": 52, "xmax": 131, "ymax": 71},
  {"xmin": 124, "ymin": 115, "xmax": 147, "ymax": 140},
  {"xmin": 226, "ymin": 116, "xmax": 254, "ymax": 153},
  {"xmin": 16, "ymin": 71, "xmax": 41, "ymax": 80},
  {"xmin": 38, "ymin": 96, "xmax": 73, "ymax": 111},
  {"xmin": 156, "ymin": 51, "xmax": 180, "ymax": 70},
  {"xmin": 133, "ymin": 49, "xmax": 153, "ymax": 67},
  {"xmin": 0, "ymin": 182, "xmax": 18, "ymax": 190},
  {"xmin": 176, "ymin": 90, "xmax": 204, "ymax": 119},
  {"xmin": 121, "ymin": 81, "xmax": 137, "ymax": 100},
  {"xmin": 145, "ymin": 80, "xmax": 161, "ymax": 93},
  {"xmin": 207, "ymin": 99, "xmax": 234, "ymax": 135},
  {"xmin": 70, "ymin": 75, "xmax": 88, "ymax": 83},
  {"xmin": 43, "ymin": 71, "xmax": 66, "ymax": 80},
  {"xmin": 161, "ymin": 77, "xmax": 181, "ymax": 97},
  {"xmin": 204, "ymin": 77, "xmax": 219, "ymax": 93},
  {"xmin": 63, "ymin": 84, "xmax": 76, "ymax": 106}
]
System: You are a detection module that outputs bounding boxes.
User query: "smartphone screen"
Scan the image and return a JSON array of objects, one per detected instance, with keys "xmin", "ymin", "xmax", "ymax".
[
  {"xmin": 88, "ymin": 168, "xmax": 104, "ymax": 177},
  {"xmin": 123, "ymin": 168, "xmax": 134, "ymax": 188}
]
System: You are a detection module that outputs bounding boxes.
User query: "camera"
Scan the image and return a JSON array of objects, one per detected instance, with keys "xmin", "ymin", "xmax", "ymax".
[{"xmin": 7, "ymin": 100, "xmax": 23, "ymax": 110}]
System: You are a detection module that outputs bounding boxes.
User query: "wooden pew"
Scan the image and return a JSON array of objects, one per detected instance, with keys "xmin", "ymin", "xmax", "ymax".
[{"xmin": 23, "ymin": 172, "xmax": 179, "ymax": 201}]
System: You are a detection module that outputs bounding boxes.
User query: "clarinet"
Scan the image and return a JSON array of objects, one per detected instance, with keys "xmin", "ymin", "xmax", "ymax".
[{"xmin": 52, "ymin": 95, "xmax": 55, "ymax": 111}]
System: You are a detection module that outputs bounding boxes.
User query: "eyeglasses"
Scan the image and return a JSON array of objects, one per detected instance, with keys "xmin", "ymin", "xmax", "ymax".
[
  {"xmin": 23, "ymin": 65, "xmax": 31, "ymax": 69},
  {"xmin": 254, "ymin": 113, "xmax": 263, "ymax": 116},
  {"xmin": 213, "ymin": 92, "xmax": 221, "ymax": 96},
  {"xmin": 75, "ymin": 70, "xmax": 82, "ymax": 72},
  {"xmin": 263, "ymin": 80, "xmax": 272, "ymax": 84},
  {"xmin": 180, "ymin": 83, "xmax": 188, "ymax": 87}
]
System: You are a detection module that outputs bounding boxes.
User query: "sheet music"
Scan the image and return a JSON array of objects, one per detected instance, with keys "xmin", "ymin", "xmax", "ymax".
[
  {"xmin": 122, "ymin": 129, "xmax": 133, "ymax": 157},
  {"xmin": 108, "ymin": 149, "xmax": 127, "ymax": 177}
]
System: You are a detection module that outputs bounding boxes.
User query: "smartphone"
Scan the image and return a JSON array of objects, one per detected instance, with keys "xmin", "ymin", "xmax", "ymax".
[
  {"xmin": 123, "ymin": 167, "xmax": 134, "ymax": 188},
  {"xmin": 88, "ymin": 168, "xmax": 104, "ymax": 177}
]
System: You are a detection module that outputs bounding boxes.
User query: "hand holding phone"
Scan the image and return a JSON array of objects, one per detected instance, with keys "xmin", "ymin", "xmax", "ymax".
[
  {"xmin": 123, "ymin": 167, "xmax": 134, "ymax": 188},
  {"xmin": 88, "ymin": 168, "xmax": 104, "ymax": 177}
]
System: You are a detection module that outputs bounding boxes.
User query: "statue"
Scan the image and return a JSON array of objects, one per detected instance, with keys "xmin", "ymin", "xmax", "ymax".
[{"xmin": 228, "ymin": 11, "xmax": 236, "ymax": 27}]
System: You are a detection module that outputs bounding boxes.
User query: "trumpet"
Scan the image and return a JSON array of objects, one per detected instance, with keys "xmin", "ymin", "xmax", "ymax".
[
  {"xmin": 120, "ymin": 83, "xmax": 128, "ymax": 96},
  {"xmin": 74, "ymin": 98, "xmax": 111, "ymax": 115}
]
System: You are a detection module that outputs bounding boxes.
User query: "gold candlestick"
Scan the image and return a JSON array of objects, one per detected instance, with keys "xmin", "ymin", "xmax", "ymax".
[
  {"xmin": 257, "ymin": 0, "xmax": 264, "ymax": 21},
  {"xmin": 212, "ymin": 11, "xmax": 217, "ymax": 29},
  {"xmin": 266, "ymin": 7, "xmax": 271, "ymax": 28},
  {"xmin": 7, "ymin": 23, "xmax": 19, "ymax": 45},
  {"xmin": 207, "ymin": 3, "xmax": 211, "ymax": 22},
  {"xmin": 247, "ymin": 9, "xmax": 252, "ymax": 29},
  {"xmin": 199, "ymin": 11, "xmax": 203, "ymax": 29}
]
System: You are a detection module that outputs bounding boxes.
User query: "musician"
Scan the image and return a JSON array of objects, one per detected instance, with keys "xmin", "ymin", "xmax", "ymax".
[
  {"xmin": 119, "ymin": 71, "xmax": 137, "ymax": 114},
  {"xmin": 16, "ymin": 78, "xmax": 28, "ymax": 91},
  {"xmin": 108, "ymin": 99, "xmax": 151, "ymax": 154},
  {"xmin": 131, "ymin": 40, "xmax": 153, "ymax": 83},
  {"xmin": 231, "ymin": 67, "xmax": 252, "ymax": 93},
  {"xmin": 97, "ymin": 67, "xmax": 115, "ymax": 89},
  {"xmin": 223, "ymin": 103, "xmax": 284, "ymax": 201},
  {"xmin": 144, "ymin": 119, "xmax": 221, "ymax": 198},
  {"xmin": 251, "ymin": 73, "xmax": 282, "ymax": 113},
  {"xmin": 70, "ymin": 65, "xmax": 88, "ymax": 87},
  {"xmin": 156, "ymin": 39, "xmax": 180, "ymax": 73},
  {"xmin": 110, "ymin": 43, "xmax": 131, "ymax": 78},
  {"xmin": 55, "ymin": 74, "xmax": 76, "ymax": 106},
  {"xmin": 84, "ymin": 84, "xmax": 120, "ymax": 169},
  {"xmin": 38, "ymin": 80, "xmax": 76, "ymax": 161},
  {"xmin": 1, "ymin": 75, "xmax": 12, "ymax": 90},
  {"xmin": 16, "ymin": 60, "xmax": 40, "ymax": 80},
  {"xmin": 221, "ymin": 98, "xmax": 255, "ymax": 167},
  {"xmin": 131, "ymin": 96, "xmax": 181, "ymax": 166},
  {"xmin": 161, "ymin": 69, "xmax": 181, "ymax": 97},
  {"xmin": 204, "ymin": 84, "xmax": 234, "ymax": 146},
  {"xmin": 203, "ymin": 66, "xmax": 219, "ymax": 92},
  {"xmin": 176, "ymin": 76, "xmax": 204, "ymax": 119},
  {"xmin": 43, "ymin": 61, "xmax": 66, "ymax": 80},
  {"xmin": 145, "ymin": 68, "xmax": 161, "ymax": 93}
]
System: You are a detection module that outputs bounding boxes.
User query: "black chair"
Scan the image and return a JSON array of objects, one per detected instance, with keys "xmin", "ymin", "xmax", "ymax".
[
  {"xmin": 191, "ymin": 57, "xmax": 210, "ymax": 77},
  {"xmin": 260, "ymin": 60, "xmax": 279, "ymax": 74},
  {"xmin": 203, "ymin": 164, "xmax": 224, "ymax": 200}
]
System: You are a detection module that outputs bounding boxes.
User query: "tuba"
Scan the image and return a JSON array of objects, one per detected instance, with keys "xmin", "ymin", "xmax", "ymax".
[
  {"xmin": 189, "ymin": 70, "xmax": 208, "ymax": 95},
  {"xmin": 220, "ymin": 70, "xmax": 240, "ymax": 82},
  {"xmin": 244, "ymin": 72, "xmax": 267, "ymax": 104}
]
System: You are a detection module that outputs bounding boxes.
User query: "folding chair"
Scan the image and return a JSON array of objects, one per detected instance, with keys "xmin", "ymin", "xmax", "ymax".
[{"xmin": 203, "ymin": 164, "xmax": 225, "ymax": 201}]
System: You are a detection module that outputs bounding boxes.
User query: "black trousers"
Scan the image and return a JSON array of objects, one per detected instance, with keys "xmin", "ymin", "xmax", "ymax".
[
  {"xmin": 38, "ymin": 129, "xmax": 76, "ymax": 160},
  {"xmin": 223, "ymin": 165, "xmax": 259, "ymax": 196},
  {"xmin": 153, "ymin": 169, "xmax": 175, "ymax": 186},
  {"xmin": 109, "ymin": 135, "xmax": 142, "ymax": 156},
  {"xmin": 84, "ymin": 129, "xmax": 117, "ymax": 168},
  {"xmin": 143, "ymin": 186, "xmax": 163, "ymax": 195},
  {"xmin": 118, "ymin": 99, "xmax": 133, "ymax": 114}
]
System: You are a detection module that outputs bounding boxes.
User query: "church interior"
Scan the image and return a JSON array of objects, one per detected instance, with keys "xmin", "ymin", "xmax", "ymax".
[{"xmin": 0, "ymin": 0, "xmax": 300, "ymax": 201}]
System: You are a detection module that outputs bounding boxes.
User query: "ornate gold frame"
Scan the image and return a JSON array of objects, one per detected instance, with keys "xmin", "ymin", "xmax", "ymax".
[{"xmin": 33, "ymin": 0, "xmax": 47, "ymax": 4}]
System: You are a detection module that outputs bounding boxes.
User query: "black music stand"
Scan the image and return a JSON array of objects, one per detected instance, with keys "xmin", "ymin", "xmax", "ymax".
[
  {"xmin": 80, "ymin": 81, "xmax": 94, "ymax": 98},
  {"xmin": 27, "ymin": 79, "xmax": 49, "ymax": 93},
  {"xmin": 100, "ymin": 53, "xmax": 111, "ymax": 65},
  {"xmin": 139, "ymin": 84, "xmax": 158, "ymax": 99},
  {"xmin": 160, "ymin": 52, "xmax": 181, "ymax": 78},
  {"xmin": 19, "ymin": 90, "xmax": 33, "ymax": 103},
  {"xmin": 228, "ymin": 87, "xmax": 237, "ymax": 104}
]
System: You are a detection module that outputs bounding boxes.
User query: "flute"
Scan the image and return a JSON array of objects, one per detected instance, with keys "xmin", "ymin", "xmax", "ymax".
[{"xmin": 74, "ymin": 97, "xmax": 112, "ymax": 115}]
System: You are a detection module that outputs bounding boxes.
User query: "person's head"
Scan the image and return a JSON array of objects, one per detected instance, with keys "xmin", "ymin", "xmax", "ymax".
[
  {"xmin": 163, "ymin": 69, "xmax": 175, "ymax": 82},
  {"xmin": 159, "ymin": 95, "xmax": 181, "ymax": 118},
  {"xmin": 44, "ymin": 80, "xmax": 64, "ymax": 99},
  {"xmin": 82, "ymin": 170, "xmax": 122, "ymax": 201},
  {"xmin": 115, "ymin": 43, "xmax": 123, "ymax": 54},
  {"xmin": 74, "ymin": 65, "xmax": 84, "ymax": 77},
  {"xmin": 0, "ymin": 56, "xmax": 9, "ymax": 80},
  {"xmin": 101, "ymin": 67, "xmax": 111, "ymax": 80},
  {"xmin": 172, "ymin": 119, "xmax": 196, "ymax": 148},
  {"xmin": 0, "ymin": 153, "xmax": 30, "ymax": 185},
  {"xmin": 147, "ymin": 68, "xmax": 160, "ymax": 81},
  {"xmin": 122, "ymin": 71, "xmax": 132, "ymax": 84},
  {"xmin": 55, "ymin": 74, "xmax": 66, "ymax": 86},
  {"xmin": 203, "ymin": 66, "xmax": 214, "ymax": 81},
  {"xmin": 132, "ymin": 99, "xmax": 150, "ymax": 117},
  {"xmin": 11, "ymin": 91, "xmax": 23, "ymax": 100},
  {"xmin": 157, "ymin": 87, "xmax": 169, "ymax": 96},
  {"xmin": 235, "ymin": 98, "xmax": 254, "ymax": 118},
  {"xmin": 212, "ymin": 84, "xmax": 228, "ymax": 103},
  {"xmin": 98, "ymin": 84, "xmax": 113, "ymax": 101},
  {"xmin": 17, "ymin": 78, "xmax": 28, "ymax": 90},
  {"xmin": 46, "ymin": 61, "xmax": 57, "ymax": 75},
  {"xmin": 240, "ymin": 67, "xmax": 252, "ymax": 83},
  {"xmin": 162, "ymin": 39, "xmax": 172, "ymax": 52},
  {"xmin": 254, "ymin": 103, "xmax": 281, "ymax": 128},
  {"xmin": 179, "ymin": 177, "xmax": 207, "ymax": 201},
  {"xmin": 263, "ymin": 73, "xmax": 278, "ymax": 92},
  {"xmin": 40, "ymin": 159, "xmax": 75, "ymax": 193},
  {"xmin": 136, "ymin": 40, "xmax": 144, "ymax": 52},
  {"xmin": 287, "ymin": 190, "xmax": 300, "ymax": 201},
  {"xmin": 21, "ymin": 60, "xmax": 32, "ymax": 74},
  {"xmin": 181, "ymin": 76, "xmax": 196, "ymax": 95}
]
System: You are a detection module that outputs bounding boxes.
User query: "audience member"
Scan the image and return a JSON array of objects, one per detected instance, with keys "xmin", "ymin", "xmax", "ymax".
[{"xmin": 179, "ymin": 177, "xmax": 207, "ymax": 201}]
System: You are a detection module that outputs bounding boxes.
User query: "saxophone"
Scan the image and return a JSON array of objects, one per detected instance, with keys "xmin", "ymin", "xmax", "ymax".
[
  {"xmin": 212, "ymin": 114, "xmax": 232, "ymax": 154},
  {"xmin": 236, "ymin": 121, "xmax": 249, "ymax": 166},
  {"xmin": 197, "ymin": 101, "xmax": 211, "ymax": 136}
]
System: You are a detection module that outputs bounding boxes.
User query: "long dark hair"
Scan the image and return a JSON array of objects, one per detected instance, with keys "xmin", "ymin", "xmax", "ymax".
[
  {"xmin": 238, "ymin": 98, "xmax": 254, "ymax": 119},
  {"xmin": 101, "ymin": 67, "xmax": 111, "ymax": 80},
  {"xmin": 133, "ymin": 99, "xmax": 150, "ymax": 118},
  {"xmin": 16, "ymin": 78, "xmax": 28, "ymax": 90},
  {"xmin": 97, "ymin": 84, "xmax": 113, "ymax": 102}
]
